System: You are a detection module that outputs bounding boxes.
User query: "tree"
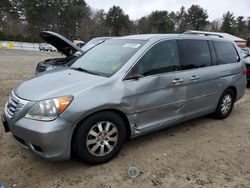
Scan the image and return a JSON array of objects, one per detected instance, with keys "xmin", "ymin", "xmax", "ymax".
[
  {"xmin": 148, "ymin": 11, "xmax": 175, "ymax": 33},
  {"xmin": 59, "ymin": 0, "xmax": 90, "ymax": 38},
  {"xmin": 246, "ymin": 17, "xmax": 250, "ymax": 33},
  {"xmin": 0, "ymin": 0, "xmax": 21, "ymax": 31},
  {"xmin": 221, "ymin": 11, "xmax": 236, "ymax": 34},
  {"xmin": 236, "ymin": 16, "xmax": 246, "ymax": 35},
  {"xmin": 0, "ymin": 0, "xmax": 12, "ymax": 29},
  {"xmin": 247, "ymin": 37, "xmax": 250, "ymax": 47},
  {"xmin": 210, "ymin": 19, "xmax": 222, "ymax": 32},
  {"xmin": 83, "ymin": 9, "xmax": 109, "ymax": 40},
  {"xmin": 174, "ymin": 6, "xmax": 187, "ymax": 33},
  {"xmin": 1, "ymin": 2, "xmax": 250, "ymax": 42},
  {"xmin": 19, "ymin": 0, "xmax": 90, "ymax": 41},
  {"xmin": 185, "ymin": 5, "xmax": 208, "ymax": 30},
  {"xmin": 236, "ymin": 16, "xmax": 246, "ymax": 32},
  {"xmin": 106, "ymin": 6, "xmax": 130, "ymax": 36},
  {"xmin": 19, "ymin": 0, "xmax": 59, "ymax": 40},
  {"xmin": 136, "ymin": 17, "xmax": 149, "ymax": 34}
]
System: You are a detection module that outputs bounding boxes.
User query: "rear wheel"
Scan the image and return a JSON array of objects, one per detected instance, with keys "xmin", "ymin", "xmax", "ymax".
[
  {"xmin": 73, "ymin": 111, "xmax": 126, "ymax": 164},
  {"xmin": 214, "ymin": 89, "xmax": 235, "ymax": 119}
]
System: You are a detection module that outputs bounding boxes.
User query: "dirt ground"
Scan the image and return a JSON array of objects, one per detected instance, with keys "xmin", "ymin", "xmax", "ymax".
[{"xmin": 1, "ymin": 49, "xmax": 250, "ymax": 188}]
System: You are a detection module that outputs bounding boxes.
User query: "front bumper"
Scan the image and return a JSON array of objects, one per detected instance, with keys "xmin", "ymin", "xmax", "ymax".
[{"xmin": 2, "ymin": 114, "xmax": 75, "ymax": 161}]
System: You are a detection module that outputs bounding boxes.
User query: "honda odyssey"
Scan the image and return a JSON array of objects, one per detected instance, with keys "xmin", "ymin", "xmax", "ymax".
[{"xmin": 2, "ymin": 34, "xmax": 247, "ymax": 164}]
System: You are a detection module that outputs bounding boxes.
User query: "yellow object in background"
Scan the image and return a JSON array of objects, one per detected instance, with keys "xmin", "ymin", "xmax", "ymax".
[
  {"xmin": 0, "ymin": 43, "xmax": 2, "ymax": 48},
  {"xmin": 8, "ymin": 42, "xmax": 14, "ymax": 49}
]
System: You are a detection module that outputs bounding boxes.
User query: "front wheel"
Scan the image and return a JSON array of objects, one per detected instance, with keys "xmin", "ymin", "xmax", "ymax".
[
  {"xmin": 73, "ymin": 111, "xmax": 126, "ymax": 164},
  {"xmin": 214, "ymin": 89, "xmax": 235, "ymax": 119}
]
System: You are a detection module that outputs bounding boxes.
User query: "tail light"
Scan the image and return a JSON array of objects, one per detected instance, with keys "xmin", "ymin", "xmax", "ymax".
[{"xmin": 243, "ymin": 68, "xmax": 247, "ymax": 77}]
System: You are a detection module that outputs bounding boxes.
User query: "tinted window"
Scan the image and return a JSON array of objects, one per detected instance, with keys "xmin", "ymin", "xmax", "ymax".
[
  {"xmin": 179, "ymin": 40, "xmax": 212, "ymax": 70},
  {"xmin": 71, "ymin": 39, "xmax": 145, "ymax": 77},
  {"xmin": 213, "ymin": 41, "xmax": 239, "ymax": 64},
  {"xmin": 135, "ymin": 40, "xmax": 180, "ymax": 76}
]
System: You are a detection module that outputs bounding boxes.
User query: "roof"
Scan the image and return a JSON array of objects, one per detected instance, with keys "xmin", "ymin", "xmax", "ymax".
[
  {"xmin": 119, "ymin": 34, "xmax": 179, "ymax": 40},
  {"xmin": 184, "ymin": 30, "xmax": 246, "ymax": 42},
  {"xmin": 118, "ymin": 33, "xmax": 235, "ymax": 42},
  {"xmin": 114, "ymin": 33, "xmax": 239, "ymax": 44}
]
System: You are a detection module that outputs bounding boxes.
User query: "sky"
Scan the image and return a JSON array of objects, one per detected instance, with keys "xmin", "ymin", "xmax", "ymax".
[{"xmin": 85, "ymin": 0, "xmax": 250, "ymax": 21}]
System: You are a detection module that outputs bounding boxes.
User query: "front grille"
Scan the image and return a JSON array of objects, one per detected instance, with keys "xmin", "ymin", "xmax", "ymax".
[
  {"xmin": 5, "ymin": 91, "xmax": 28, "ymax": 118},
  {"xmin": 36, "ymin": 63, "xmax": 46, "ymax": 73}
]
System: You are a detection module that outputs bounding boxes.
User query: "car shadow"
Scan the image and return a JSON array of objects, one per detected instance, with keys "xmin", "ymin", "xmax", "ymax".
[{"xmin": 33, "ymin": 115, "xmax": 216, "ymax": 167}]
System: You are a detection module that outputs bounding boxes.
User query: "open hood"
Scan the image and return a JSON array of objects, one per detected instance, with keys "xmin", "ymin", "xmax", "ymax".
[{"xmin": 40, "ymin": 31, "xmax": 84, "ymax": 56}]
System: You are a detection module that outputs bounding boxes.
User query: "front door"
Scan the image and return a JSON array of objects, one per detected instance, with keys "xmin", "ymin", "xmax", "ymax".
[{"xmin": 123, "ymin": 40, "xmax": 187, "ymax": 133}]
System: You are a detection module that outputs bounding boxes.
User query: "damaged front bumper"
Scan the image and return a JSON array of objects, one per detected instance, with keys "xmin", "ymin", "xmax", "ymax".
[{"xmin": 2, "ymin": 112, "xmax": 75, "ymax": 161}]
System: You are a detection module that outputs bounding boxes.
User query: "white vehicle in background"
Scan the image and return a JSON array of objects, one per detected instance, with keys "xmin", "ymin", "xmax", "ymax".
[
  {"xmin": 241, "ymin": 47, "xmax": 250, "ymax": 57},
  {"xmin": 73, "ymin": 40, "xmax": 85, "ymax": 47},
  {"xmin": 39, "ymin": 43, "xmax": 57, "ymax": 52},
  {"xmin": 2, "ymin": 42, "xmax": 7, "ymax": 48}
]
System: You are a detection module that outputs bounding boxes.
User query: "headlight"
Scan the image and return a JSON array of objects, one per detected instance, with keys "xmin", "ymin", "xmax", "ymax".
[
  {"xmin": 46, "ymin": 65, "xmax": 58, "ymax": 71},
  {"xmin": 25, "ymin": 96, "xmax": 73, "ymax": 121}
]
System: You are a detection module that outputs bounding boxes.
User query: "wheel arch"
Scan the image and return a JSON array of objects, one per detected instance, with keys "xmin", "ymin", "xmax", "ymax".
[
  {"xmin": 226, "ymin": 86, "xmax": 237, "ymax": 102},
  {"xmin": 71, "ymin": 109, "xmax": 132, "ymax": 153}
]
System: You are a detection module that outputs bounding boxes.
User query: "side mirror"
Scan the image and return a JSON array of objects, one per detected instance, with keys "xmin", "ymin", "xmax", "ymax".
[
  {"xmin": 124, "ymin": 67, "xmax": 144, "ymax": 80},
  {"xmin": 125, "ymin": 73, "xmax": 144, "ymax": 80}
]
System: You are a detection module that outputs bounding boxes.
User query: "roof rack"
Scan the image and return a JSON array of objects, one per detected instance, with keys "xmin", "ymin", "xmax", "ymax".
[{"xmin": 183, "ymin": 32, "xmax": 224, "ymax": 38}]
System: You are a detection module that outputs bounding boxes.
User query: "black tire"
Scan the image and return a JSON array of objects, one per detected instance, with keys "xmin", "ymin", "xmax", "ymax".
[
  {"xmin": 214, "ymin": 88, "xmax": 235, "ymax": 119},
  {"xmin": 73, "ymin": 111, "xmax": 126, "ymax": 164}
]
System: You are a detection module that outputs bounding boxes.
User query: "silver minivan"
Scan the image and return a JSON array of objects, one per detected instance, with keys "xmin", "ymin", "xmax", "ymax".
[{"xmin": 2, "ymin": 34, "xmax": 247, "ymax": 164}]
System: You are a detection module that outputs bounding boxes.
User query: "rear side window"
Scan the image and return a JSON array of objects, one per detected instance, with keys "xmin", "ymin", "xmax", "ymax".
[
  {"xmin": 213, "ymin": 41, "xmax": 239, "ymax": 64},
  {"xmin": 178, "ymin": 40, "xmax": 212, "ymax": 70}
]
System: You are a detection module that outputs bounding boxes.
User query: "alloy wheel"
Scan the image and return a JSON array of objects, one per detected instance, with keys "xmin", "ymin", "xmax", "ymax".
[
  {"xmin": 86, "ymin": 121, "xmax": 118, "ymax": 156},
  {"xmin": 221, "ymin": 94, "xmax": 232, "ymax": 115}
]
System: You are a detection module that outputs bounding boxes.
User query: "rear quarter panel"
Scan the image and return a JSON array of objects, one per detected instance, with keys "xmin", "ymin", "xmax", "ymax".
[{"xmin": 216, "ymin": 61, "xmax": 246, "ymax": 102}]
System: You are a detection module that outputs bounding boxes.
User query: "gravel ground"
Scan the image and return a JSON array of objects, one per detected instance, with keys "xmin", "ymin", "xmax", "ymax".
[{"xmin": 0, "ymin": 49, "xmax": 250, "ymax": 188}]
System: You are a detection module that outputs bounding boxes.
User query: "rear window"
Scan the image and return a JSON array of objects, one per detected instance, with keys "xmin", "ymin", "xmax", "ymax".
[
  {"xmin": 178, "ymin": 40, "xmax": 212, "ymax": 70},
  {"xmin": 213, "ymin": 41, "xmax": 239, "ymax": 64}
]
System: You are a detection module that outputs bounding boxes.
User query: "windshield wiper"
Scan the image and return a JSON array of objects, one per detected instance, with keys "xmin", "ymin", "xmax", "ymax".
[{"xmin": 70, "ymin": 67, "xmax": 102, "ymax": 76}]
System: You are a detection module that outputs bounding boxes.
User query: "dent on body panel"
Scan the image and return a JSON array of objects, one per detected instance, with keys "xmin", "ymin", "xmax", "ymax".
[
  {"xmin": 120, "ymin": 74, "xmax": 186, "ymax": 131},
  {"xmin": 73, "ymin": 78, "xmax": 136, "ymax": 115},
  {"xmin": 120, "ymin": 76, "xmax": 165, "ymax": 112}
]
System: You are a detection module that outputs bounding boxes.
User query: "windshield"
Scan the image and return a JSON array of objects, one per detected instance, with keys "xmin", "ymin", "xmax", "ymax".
[
  {"xmin": 82, "ymin": 38, "xmax": 107, "ymax": 51},
  {"xmin": 74, "ymin": 38, "xmax": 110, "ymax": 56},
  {"xmin": 71, "ymin": 39, "xmax": 145, "ymax": 77}
]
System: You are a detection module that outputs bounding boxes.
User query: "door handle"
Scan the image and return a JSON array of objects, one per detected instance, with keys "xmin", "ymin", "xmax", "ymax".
[
  {"xmin": 172, "ymin": 78, "xmax": 184, "ymax": 84},
  {"xmin": 190, "ymin": 75, "xmax": 199, "ymax": 81}
]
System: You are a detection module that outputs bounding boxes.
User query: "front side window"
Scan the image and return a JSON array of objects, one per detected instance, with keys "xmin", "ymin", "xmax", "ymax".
[
  {"xmin": 213, "ymin": 41, "xmax": 239, "ymax": 64},
  {"xmin": 134, "ymin": 40, "xmax": 181, "ymax": 76},
  {"xmin": 178, "ymin": 39, "xmax": 212, "ymax": 70},
  {"xmin": 71, "ymin": 39, "xmax": 145, "ymax": 77}
]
